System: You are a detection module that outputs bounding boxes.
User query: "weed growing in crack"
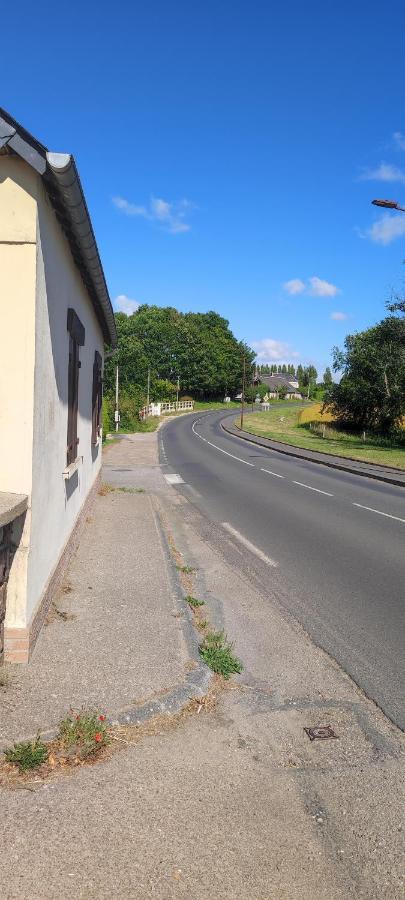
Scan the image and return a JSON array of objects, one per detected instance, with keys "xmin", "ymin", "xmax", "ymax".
[
  {"xmin": 58, "ymin": 710, "xmax": 109, "ymax": 758},
  {"xmin": 199, "ymin": 630, "xmax": 243, "ymax": 679},
  {"xmin": 177, "ymin": 565, "xmax": 196, "ymax": 575},
  {"xmin": 185, "ymin": 595, "xmax": 205, "ymax": 608},
  {"xmin": 5, "ymin": 735, "xmax": 48, "ymax": 771}
]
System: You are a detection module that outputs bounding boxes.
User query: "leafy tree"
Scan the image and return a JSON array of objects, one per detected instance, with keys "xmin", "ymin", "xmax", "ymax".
[
  {"xmin": 104, "ymin": 305, "xmax": 255, "ymax": 400},
  {"xmin": 323, "ymin": 366, "xmax": 333, "ymax": 387},
  {"xmin": 296, "ymin": 364, "xmax": 304, "ymax": 384},
  {"xmin": 324, "ymin": 315, "xmax": 405, "ymax": 432},
  {"xmin": 278, "ymin": 384, "xmax": 288, "ymax": 399},
  {"xmin": 281, "ymin": 364, "xmax": 287, "ymax": 374}
]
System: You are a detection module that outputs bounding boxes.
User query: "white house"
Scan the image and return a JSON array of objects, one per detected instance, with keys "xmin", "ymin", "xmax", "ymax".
[{"xmin": 0, "ymin": 108, "xmax": 117, "ymax": 663}]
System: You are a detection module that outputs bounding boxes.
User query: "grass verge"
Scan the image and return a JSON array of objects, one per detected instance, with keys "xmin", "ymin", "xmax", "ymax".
[{"xmin": 236, "ymin": 404, "xmax": 405, "ymax": 469}]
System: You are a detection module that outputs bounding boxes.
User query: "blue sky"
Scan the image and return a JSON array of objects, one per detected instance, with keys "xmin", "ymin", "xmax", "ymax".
[{"xmin": 3, "ymin": 0, "xmax": 405, "ymax": 376}]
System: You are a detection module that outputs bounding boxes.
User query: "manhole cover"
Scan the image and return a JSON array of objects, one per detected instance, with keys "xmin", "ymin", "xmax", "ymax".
[{"xmin": 304, "ymin": 725, "xmax": 338, "ymax": 741}]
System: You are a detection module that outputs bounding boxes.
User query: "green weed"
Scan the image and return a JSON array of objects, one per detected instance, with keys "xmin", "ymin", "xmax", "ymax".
[
  {"xmin": 177, "ymin": 565, "xmax": 196, "ymax": 575},
  {"xmin": 185, "ymin": 595, "xmax": 205, "ymax": 608},
  {"xmin": 199, "ymin": 630, "xmax": 243, "ymax": 679},
  {"xmin": 58, "ymin": 709, "xmax": 109, "ymax": 758},
  {"xmin": 5, "ymin": 735, "xmax": 48, "ymax": 771}
]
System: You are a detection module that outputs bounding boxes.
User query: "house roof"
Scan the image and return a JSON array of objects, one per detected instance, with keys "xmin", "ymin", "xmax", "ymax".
[
  {"xmin": 0, "ymin": 108, "xmax": 117, "ymax": 348},
  {"xmin": 259, "ymin": 374, "xmax": 302, "ymax": 393}
]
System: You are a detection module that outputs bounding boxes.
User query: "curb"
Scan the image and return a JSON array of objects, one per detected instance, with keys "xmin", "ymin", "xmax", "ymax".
[
  {"xmin": 0, "ymin": 500, "xmax": 212, "ymax": 752},
  {"xmin": 221, "ymin": 419, "xmax": 405, "ymax": 488}
]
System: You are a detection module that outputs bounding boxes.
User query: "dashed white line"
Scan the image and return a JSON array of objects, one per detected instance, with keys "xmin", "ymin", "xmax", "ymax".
[
  {"xmin": 293, "ymin": 481, "xmax": 334, "ymax": 497},
  {"xmin": 260, "ymin": 468, "xmax": 285, "ymax": 479},
  {"xmin": 352, "ymin": 503, "xmax": 405, "ymax": 524},
  {"xmin": 192, "ymin": 420, "xmax": 255, "ymax": 466},
  {"xmin": 221, "ymin": 522, "xmax": 278, "ymax": 567}
]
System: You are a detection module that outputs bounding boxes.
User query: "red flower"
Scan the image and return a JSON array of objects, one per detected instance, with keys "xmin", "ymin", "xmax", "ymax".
[
  {"xmin": 99, "ymin": 715, "xmax": 106, "ymax": 721},
  {"xmin": 76, "ymin": 715, "xmax": 81, "ymax": 721},
  {"xmin": 94, "ymin": 733, "xmax": 102, "ymax": 742}
]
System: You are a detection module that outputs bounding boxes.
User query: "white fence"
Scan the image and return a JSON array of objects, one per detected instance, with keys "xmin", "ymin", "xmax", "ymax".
[{"xmin": 139, "ymin": 400, "xmax": 194, "ymax": 420}]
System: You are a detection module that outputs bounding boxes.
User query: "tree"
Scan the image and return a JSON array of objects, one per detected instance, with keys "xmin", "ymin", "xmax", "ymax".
[
  {"xmin": 281, "ymin": 364, "xmax": 287, "ymax": 374},
  {"xmin": 103, "ymin": 305, "xmax": 255, "ymax": 401},
  {"xmin": 323, "ymin": 366, "xmax": 333, "ymax": 387},
  {"xmin": 296, "ymin": 364, "xmax": 304, "ymax": 384},
  {"xmin": 323, "ymin": 315, "xmax": 405, "ymax": 432}
]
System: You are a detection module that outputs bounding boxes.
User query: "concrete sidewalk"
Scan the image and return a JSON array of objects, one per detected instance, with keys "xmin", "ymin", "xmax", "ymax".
[{"xmin": 0, "ymin": 432, "xmax": 197, "ymax": 747}]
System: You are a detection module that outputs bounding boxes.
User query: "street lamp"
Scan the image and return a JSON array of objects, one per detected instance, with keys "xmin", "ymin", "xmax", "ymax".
[{"xmin": 371, "ymin": 198, "xmax": 405, "ymax": 212}]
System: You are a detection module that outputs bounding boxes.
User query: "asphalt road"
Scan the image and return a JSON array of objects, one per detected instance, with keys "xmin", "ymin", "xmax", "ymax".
[{"xmin": 161, "ymin": 409, "xmax": 405, "ymax": 730}]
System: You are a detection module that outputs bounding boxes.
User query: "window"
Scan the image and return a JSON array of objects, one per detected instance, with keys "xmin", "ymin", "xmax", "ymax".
[
  {"xmin": 91, "ymin": 350, "xmax": 103, "ymax": 445},
  {"xmin": 66, "ymin": 309, "xmax": 85, "ymax": 467}
]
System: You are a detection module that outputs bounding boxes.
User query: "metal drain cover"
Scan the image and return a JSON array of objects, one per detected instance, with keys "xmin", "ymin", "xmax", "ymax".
[{"xmin": 304, "ymin": 725, "xmax": 338, "ymax": 741}]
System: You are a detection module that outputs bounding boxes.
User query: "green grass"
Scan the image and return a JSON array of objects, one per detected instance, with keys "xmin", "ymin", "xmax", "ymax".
[
  {"xmin": 199, "ymin": 630, "xmax": 243, "ymax": 679},
  {"xmin": 185, "ymin": 595, "xmax": 205, "ymax": 608},
  {"xmin": 5, "ymin": 735, "xmax": 48, "ymax": 771},
  {"xmin": 237, "ymin": 405, "xmax": 405, "ymax": 470},
  {"xmin": 177, "ymin": 565, "xmax": 196, "ymax": 574},
  {"xmin": 194, "ymin": 400, "xmax": 241, "ymax": 410}
]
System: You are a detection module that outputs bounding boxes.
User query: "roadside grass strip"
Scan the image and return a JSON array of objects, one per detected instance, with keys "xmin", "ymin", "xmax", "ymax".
[{"xmin": 199, "ymin": 630, "xmax": 243, "ymax": 679}]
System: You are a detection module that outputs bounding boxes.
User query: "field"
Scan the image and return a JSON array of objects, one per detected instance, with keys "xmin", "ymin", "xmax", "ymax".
[{"xmin": 236, "ymin": 403, "xmax": 405, "ymax": 470}]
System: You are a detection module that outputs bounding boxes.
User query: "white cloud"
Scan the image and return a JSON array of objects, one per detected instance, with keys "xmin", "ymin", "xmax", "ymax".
[
  {"xmin": 283, "ymin": 276, "xmax": 340, "ymax": 298},
  {"xmin": 114, "ymin": 294, "xmax": 140, "ymax": 315},
  {"xmin": 112, "ymin": 195, "xmax": 193, "ymax": 233},
  {"xmin": 366, "ymin": 213, "xmax": 405, "ymax": 245},
  {"xmin": 308, "ymin": 276, "xmax": 339, "ymax": 297},
  {"xmin": 283, "ymin": 278, "xmax": 305, "ymax": 295},
  {"xmin": 393, "ymin": 132, "xmax": 405, "ymax": 151},
  {"xmin": 252, "ymin": 338, "xmax": 300, "ymax": 363},
  {"xmin": 359, "ymin": 162, "xmax": 405, "ymax": 184},
  {"xmin": 330, "ymin": 311, "xmax": 348, "ymax": 321}
]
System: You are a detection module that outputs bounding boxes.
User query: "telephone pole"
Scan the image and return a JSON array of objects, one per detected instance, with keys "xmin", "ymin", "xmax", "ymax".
[
  {"xmin": 176, "ymin": 375, "xmax": 180, "ymax": 409},
  {"xmin": 240, "ymin": 353, "xmax": 246, "ymax": 431},
  {"xmin": 115, "ymin": 365, "xmax": 119, "ymax": 432},
  {"xmin": 147, "ymin": 367, "xmax": 150, "ymax": 409}
]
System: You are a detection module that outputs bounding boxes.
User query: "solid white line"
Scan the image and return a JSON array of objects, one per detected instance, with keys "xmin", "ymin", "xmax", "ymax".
[
  {"xmin": 191, "ymin": 420, "xmax": 255, "ymax": 466},
  {"xmin": 352, "ymin": 503, "xmax": 405, "ymax": 524},
  {"xmin": 221, "ymin": 522, "xmax": 278, "ymax": 567},
  {"xmin": 293, "ymin": 481, "xmax": 334, "ymax": 497},
  {"xmin": 260, "ymin": 468, "xmax": 285, "ymax": 479}
]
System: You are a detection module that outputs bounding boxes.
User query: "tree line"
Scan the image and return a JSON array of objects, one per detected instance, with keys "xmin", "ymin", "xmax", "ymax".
[{"xmin": 103, "ymin": 305, "xmax": 255, "ymax": 429}]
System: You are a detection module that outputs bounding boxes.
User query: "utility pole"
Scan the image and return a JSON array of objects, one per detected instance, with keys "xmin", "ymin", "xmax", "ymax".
[
  {"xmin": 176, "ymin": 375, "xmax": 180, "ymax": 410},
  {"xmin": 115, "ymin": 365, "xmax": 119, "ymax": 432},
  {"xmin": 147, "ymin": 367, "xmax": 150, "ymax": 409},
  {"xmin": 240, "ymin": 354, "xmax": 246, "ymax": 431}
]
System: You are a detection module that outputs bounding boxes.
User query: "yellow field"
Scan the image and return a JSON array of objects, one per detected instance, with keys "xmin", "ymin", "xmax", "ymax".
[{"xmin": 297, "ymin": 402, "xmax": 334, "ymax": 425}]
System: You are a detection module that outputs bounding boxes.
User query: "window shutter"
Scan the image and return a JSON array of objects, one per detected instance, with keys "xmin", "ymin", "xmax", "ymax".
[{"xmin": 92, "ymin": 350, "xmax": 103, "ymax": 445}]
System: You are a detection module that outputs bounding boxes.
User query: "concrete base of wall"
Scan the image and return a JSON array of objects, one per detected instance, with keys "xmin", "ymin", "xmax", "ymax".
[{"xmin": 4, "ymin": 472, "xmax": 101, "ymax": 664}]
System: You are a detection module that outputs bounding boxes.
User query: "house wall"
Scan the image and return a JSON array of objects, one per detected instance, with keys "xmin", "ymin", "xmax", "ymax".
[
  {"xmin": 0, "ymin": 159, "xmax": 37, "ymax": 630},
  {"xmin": 1, "ymin": 156, "xmax": 104, "ymax": 651},
  {"xmin": 24, "ymin": 178, "xmax": 104, "ymax": 628}
]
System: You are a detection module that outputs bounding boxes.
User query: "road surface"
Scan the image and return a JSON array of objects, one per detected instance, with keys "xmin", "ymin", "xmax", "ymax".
[{"xmin": 161, "ymin": 409, "xmax": 405, "ymax": 730}]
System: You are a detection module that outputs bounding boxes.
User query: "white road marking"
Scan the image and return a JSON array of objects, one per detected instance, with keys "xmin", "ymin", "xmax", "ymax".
[
  {"xmin": 221, "ymin": 522, "xmax": 278, "ymax": 568},
  {"xmin": 164, "ymin": 474, "xmax": 185, "ymax": 485},
  {"xmin": 352, "ymin": 503, "xmax": 405, "ymax": 524},
  {"xmin": 293, "ymin": 481, "xmax": 334, "ymax": 497},
  {"xmin": 192, "ymin": 420, "xmax": 254, "ymax": 466},
  {"xmin": 260, "ymin": 468, "xmax": 285, "ymax": 479}
]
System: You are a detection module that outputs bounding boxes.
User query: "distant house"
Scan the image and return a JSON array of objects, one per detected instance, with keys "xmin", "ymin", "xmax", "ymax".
[
  {"xmin": 0, "ymin": 109, "xmax": 117, "ymax": 663},
  {"xmin": 255, "ymin": 374, "xmax": 302, "ymax": 400}
]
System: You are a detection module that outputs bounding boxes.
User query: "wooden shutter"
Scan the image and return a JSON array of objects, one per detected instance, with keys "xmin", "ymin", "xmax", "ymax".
[
  {"xmin": 92, "ymin": 351, "xmax": 103, "ymax": 445},
  {"xmin": 67, "ymin": 309, "xmax": 85, "ymax": 466}
]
